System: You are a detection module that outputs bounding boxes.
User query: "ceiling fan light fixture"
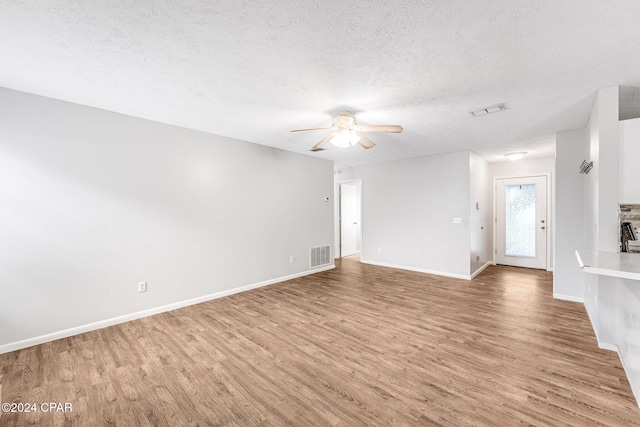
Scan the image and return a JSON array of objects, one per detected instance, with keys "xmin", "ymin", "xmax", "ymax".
[
  {"xmin": 504, "ymin": 151, "xmax": 527, "ymax": 161},
  {"xmin": 291, "ymin": 111, "xmax": 401, "ymax": 150},
  {"xmin": 330, "ymin": 130, "xmax": 360, "ymax": 148}
]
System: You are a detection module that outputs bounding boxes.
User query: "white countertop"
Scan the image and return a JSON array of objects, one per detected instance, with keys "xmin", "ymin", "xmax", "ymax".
[{"xmin": 575, "ymin": 250, "xmax": 640, "ymax": 280}]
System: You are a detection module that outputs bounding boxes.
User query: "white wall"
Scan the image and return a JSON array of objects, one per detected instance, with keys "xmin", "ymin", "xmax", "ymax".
[
  {"xmin": 554, "ymin": 128, "xmax": 587, "ymax": 301},
  {"xmin": 489, "ymin": 156, "xmax": 555, "ymax": 270},
  {"xmin": 584, "ymin": 92, "xmax": 601, "ymax": 329},
  {"xmin": 621, "ymin": 118, "xmax": 640, "ymax": 203},
  {"xmin": 617, "ymin": 109, "xmax": 640, "ymax": 405},
  {"xmin": 469, "ymin": 152, "xmax": 491, "ymax": 275},
  {"xmin": 583, "ymin": 86, "xmax": 620, "ymax": 347},
  {"xmin": 0, "ymin": 88, "xmax": 334, "ymax": 351},
  {"xmin": 489, "ymin": 156, "xmax": 555, "ymax": 179},
  {"xmin": 617, "ymin": 278, "xmax": 640, "ymax": 404},
  {"xmin": 341, "ymin": 151, "xmax": 471, "ymax": 278},
  {"xmin": 577, "ymin": 86, "xmax": 640, "ymax": 406},
  {"xmin": 598, "ymin": 87, "xmax": 621, "ymax": 253}
]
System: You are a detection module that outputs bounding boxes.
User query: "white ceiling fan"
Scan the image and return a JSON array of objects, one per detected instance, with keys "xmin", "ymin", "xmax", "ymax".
[{"xmin": 291, "ymin": 110, "xmax": 403, "ymax": 151}]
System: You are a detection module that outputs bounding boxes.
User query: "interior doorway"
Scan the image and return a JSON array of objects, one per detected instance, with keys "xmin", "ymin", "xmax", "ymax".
[
  {"xmin": 337, "ymin": 180, "xmax": 362, "ymax": 259},
  {"xmin": 494, "ymin": 175, "xmax": 549, "ymax": 269}
]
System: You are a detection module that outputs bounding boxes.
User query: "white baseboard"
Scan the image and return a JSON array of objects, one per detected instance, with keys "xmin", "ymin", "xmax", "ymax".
[
  {"xmin": 470, "ymin": 262, "xmax": 492, "ymax": 279},
  {"xmin": 598, "ymin": 341, "xmax": 640, "ymax": 408},
  {"xmin": 598, "ymin": 341, "xmax": 619, "ymax": 351},
  {"xmin": 360, "ymin": 259, "xmax": 471, "ymax": 280},
  {"xmin": 583, "ymin": 299, "xmax": 602, "ymax": 344},
  {"xmin": 553, "ymin": 293, "xmax": 585, "ymax": 303},
  {"xmin": 582, "ymin": 298, "xmax": 640, "ymax": 408},
  {"xmin": 0, "ymin": 265, "xmax": 335, "ymax": 355},
  {"xmin": 617, "ymin": 345, "xmax": 640, "ymax": 408},
  {"xmin": 565, "ymin": 295, "xmax": 639, "ymax": 407},
  {"xmin": 583, "ymin": 299, "xmax": 617, "ymax": 351}
]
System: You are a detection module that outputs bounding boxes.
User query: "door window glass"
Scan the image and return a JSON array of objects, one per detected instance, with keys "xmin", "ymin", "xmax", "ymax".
[{"xmin": 505, "ymin": 184, "xmax": 536, "ymax": 257}]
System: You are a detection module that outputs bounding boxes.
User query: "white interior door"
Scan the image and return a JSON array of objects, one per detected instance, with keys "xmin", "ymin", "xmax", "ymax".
[
  {"xmin": 495, "ymin": 176, "xmax": 547, "ymax": 269},
  {"xmin": 340, "ymin": 183, "xmax": 358, "ymax": 257}
]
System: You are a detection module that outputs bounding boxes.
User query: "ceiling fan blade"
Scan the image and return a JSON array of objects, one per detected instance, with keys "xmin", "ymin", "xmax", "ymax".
[
  {"xmin": 291, "ymin": 127, "xmax": 335, "ymax": 133},
  {"xmin": 356, "ymin": 133, "xmax": 375, "ymax": 149},
  {"xmin": 357, "ymin": 124, "xmax": 403, "ymax": 133},
  {"xmin": 312, "ymin": 132, "xmax": 336, "ymax": 150}
]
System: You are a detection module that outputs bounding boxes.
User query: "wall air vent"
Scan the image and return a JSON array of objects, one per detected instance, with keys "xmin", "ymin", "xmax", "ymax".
[{"xmin": 310, "ymin": 246, "xmax": 331, "ymax": 268}]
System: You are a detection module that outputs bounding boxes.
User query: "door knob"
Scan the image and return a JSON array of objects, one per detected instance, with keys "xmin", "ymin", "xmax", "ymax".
[
  {"xmin": 541, "ymin": 226, "xmax": 546, "ymax": 230},
  {"xmin": 541, "ymin": 220, "xmax": 545, "ymax": 223}
]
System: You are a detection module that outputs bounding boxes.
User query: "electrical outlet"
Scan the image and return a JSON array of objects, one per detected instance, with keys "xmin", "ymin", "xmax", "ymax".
[
  {"xmin": 138, "ymin": 281, "xmax": 147, "ymax": 293},
  {"xmin": 289, "ymin": 256, "xmax": 294, "ymax": 263},
  {"xmin": 378, "ymin": 248, "xmax": 382, "ymax": 254},
  {"xmin": 415, "ymin": 251, "xmax": 420, "ymax": 257}
]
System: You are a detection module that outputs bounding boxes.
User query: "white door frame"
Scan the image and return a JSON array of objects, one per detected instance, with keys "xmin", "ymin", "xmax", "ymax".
[
  {"xmin": 335, "ymin": 179, "xmax": 363, "ymax": 258},
  {"xmin": 493, "ymin": 173, "xmax": 551, "ymax": 271}
]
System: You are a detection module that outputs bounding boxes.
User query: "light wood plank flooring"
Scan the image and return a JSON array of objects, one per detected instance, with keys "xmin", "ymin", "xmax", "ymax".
[
  {"xmin": 1, "ymin": 260, "xmax": 639, "ymax": 426},
  {"xmin": 342, "ymin": 253, "xmax": 361, "ymax": 261}
]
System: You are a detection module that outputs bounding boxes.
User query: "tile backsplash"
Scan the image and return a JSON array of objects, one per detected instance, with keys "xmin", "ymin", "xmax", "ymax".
[{"xmin": 619, "ymin": 204, "xmax": 640, "ymax": 225}]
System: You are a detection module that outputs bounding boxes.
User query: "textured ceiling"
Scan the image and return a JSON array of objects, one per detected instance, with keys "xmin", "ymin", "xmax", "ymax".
[{"xmin": 1, "ymin": 1, "xmax": 640, "ymax": 166}]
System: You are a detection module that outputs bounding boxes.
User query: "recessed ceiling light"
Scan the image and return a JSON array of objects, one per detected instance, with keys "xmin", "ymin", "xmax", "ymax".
[
  {"xmin": 504, "ymin": 151, "xmax": 527, "ymax": 161},
  {"xmin": 471, "ymin": 103, "xmax": 505, "ymax": 116}
]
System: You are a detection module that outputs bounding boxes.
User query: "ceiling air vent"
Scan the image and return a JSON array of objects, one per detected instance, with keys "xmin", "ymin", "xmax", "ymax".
[
  {"xmin": 471, "ymin": 103, "xmax": 505, "ymax": 116},
  {"xmin": 310, "ymin": 246, "xmax": 331, "ymax": 268}
]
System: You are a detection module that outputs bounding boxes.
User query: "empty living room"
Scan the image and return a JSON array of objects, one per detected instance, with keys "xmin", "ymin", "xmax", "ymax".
[{"xmin": 2, "ymin": 1, "xmax": 640, "ymax": 426}]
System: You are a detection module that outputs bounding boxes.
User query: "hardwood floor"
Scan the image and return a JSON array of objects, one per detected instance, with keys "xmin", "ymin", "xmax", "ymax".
[{"xmin": 1, "ymin": 260, "xmax": 639, "ymax": 426}]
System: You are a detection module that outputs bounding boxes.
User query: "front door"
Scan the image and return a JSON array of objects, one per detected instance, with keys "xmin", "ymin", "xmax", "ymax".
[{"xmin": 495, "ymin": 176, "xmax": 547, "ymax": 269}]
